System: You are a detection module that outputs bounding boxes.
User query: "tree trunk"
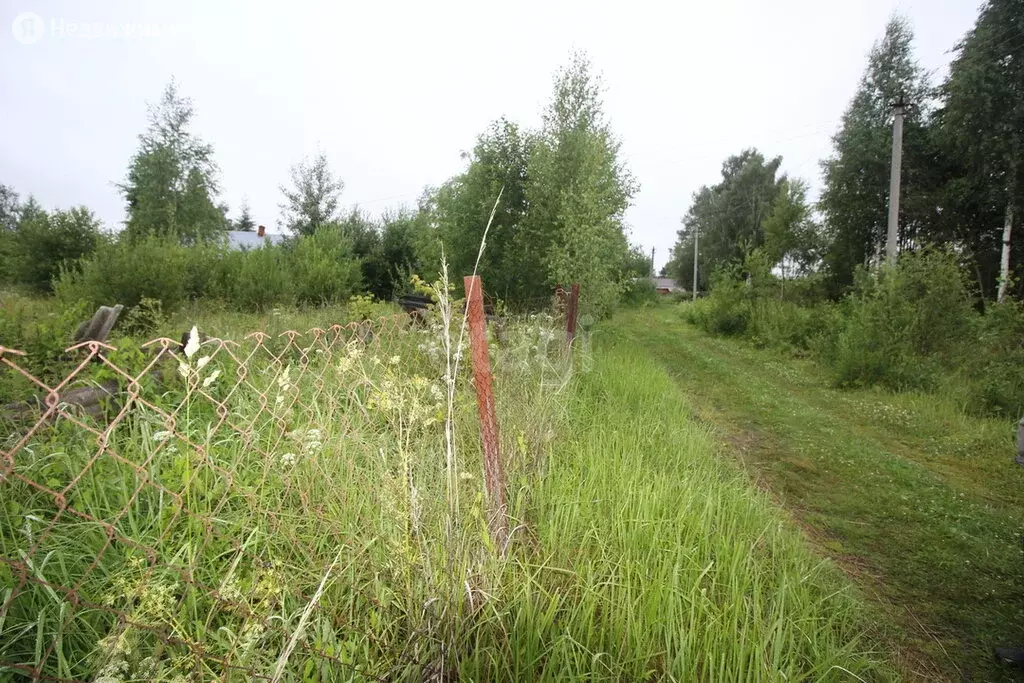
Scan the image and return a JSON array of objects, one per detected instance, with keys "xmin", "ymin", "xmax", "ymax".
[{"xmin": 998, "ymin": 202, "xmax": 1013, "ymax": 303}]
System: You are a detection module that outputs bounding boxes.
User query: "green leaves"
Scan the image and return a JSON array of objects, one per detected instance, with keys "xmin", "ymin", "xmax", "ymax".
[
  {"xmin": 120, "ymin": 80, "xmax": 227, "ymax": 244},
  {"xmin": 669, "ymin": 149, "xmax": 786, "ymax": 291},
  {"xmin": 278, "ymin": 152, "xmax": 343, "ymax": 237}
]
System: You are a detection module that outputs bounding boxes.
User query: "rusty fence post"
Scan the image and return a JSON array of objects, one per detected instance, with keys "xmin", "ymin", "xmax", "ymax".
[
  {"xmin": 565, "ymin": 283, "xmax": 580, "ymax": 347},
  {"xmin": 463, "ymin": 275, "xmax": 507, "ymax": 551}
]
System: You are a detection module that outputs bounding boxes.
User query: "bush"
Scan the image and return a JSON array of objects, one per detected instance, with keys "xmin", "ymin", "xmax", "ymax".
[
  {"xmin": 6, "ymin": 206, "xmax": 103, "ymax": 293},
  {"xmin": 214, "ymin": 245, "xmax": 294, "ymax": 311},
  {"xmin": 747, "ymin": 299, "xmax": 838, "ymax": 352},
  {"xmin": 686, "ymin": 268, "xmax": 751, "ymax": 336},
  {"xmin": 620, "ymin": 277, "xmax": 658, "ymax": 306},
  {"xmin": 956, "ymin": 300, "xmax": 1024, "ymax": 417},
  {"xmin": 55, "ymin": 235, "xmax": 194, "ymax": 312},
  {"xmin": 830, "ymin": 249, "xmax": 975, "ymax": 390},
  {"xmin": 288, "ymin": 227, "xmax": 362, "ymax": 306},
  {"xmin": 0, "ymin": 292, "xmax": 89, "ymax": 403}
]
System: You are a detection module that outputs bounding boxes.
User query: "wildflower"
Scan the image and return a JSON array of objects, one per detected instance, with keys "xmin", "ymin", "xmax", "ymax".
[
  {"xmin": 281, "ymin": 452, "xmax": 297, "ymax": 467},
  {"xmin": 459, "ymin": 471, "xmax": 473, "ymax": 480},
  {"xmin": 183, "ymin": 326, "xmax": 200, "ymax": 359},
  {"xmin": 178, "ymin": 362, "xmax": 190, "ymax": 379},
  {"xmin": 152, "ymin": 430, "xmax": 171, "ymax": 442},
  {"xmin": 389, "ymin": 355, "xmax": 400, "ymax": 365},
  {"xmin": 277, "ymin": 366, "xmax": 292, "ymax": 391},
  {"xmin": 372, "ymin": 356, "xmax": 382, "ymax": 366},
  {"xmin": 196, "ymin": 356, "xmax": 211, "ymax": 370},
  {"xmin": 202, "ymin": 369, "xmax": 221, "ymax": 388}
]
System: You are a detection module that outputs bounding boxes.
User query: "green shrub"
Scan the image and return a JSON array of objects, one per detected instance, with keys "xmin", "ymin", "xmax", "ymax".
[
  {"xmin": 620, "ymin": 277, "xmax": 659, "ymax": 306},
  {"xmin": 954, "ymin": 300, "xmax": 1024, "ymax": 417},
  {"xmin": 5, "ymin": 206, "xmax": 103, "ymax": 293},
  {"xmin": 55, "ymin": 235, "xmax": 196, "ymax": 312},
  {"xmin": 288, "ymin": 227, "xmax": 362, "ymax": 306},
  {"xmin": 747, "ymin": 299, "xmax": 838, "ymax": 352},
  {"xmin": 686, "ymin": 268, "xmax": 751, "ymax": 336},
  {"xmin": 0, "ymin": 292, "xmax": 89, "ymax": 403},
  {"xmin": 214, "ymin": 245, "xmax": 294, "ymax": 311},
  {"xmin": 830, "ymin": 249, "xmax": 975, "ymax": 390}
]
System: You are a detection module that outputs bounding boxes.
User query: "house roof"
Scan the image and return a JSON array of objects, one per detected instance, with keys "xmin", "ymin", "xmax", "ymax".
[
  {"xmin": 653, "ymin": 277, "xmax": 682, "ymax": 291},
  {"xmin": 225, "ymin": 230, "xmax": 286, "ymax": 250}
]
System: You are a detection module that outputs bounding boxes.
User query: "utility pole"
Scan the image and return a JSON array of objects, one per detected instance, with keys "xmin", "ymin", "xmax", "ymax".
[
  {"xmin": 886, "ymin": 97, "xmax": 906, "ymax": 265},
  {"xmin": 692, "ymin": 225, "xmax": 699, "ymax": 302},
  {"xmin": 650, "ymin": 246, "xmax": 656, "ymax": 277}
]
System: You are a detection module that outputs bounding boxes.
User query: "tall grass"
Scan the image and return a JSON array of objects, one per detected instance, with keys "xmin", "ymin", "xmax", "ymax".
[
  {"xmin": 1, "ymin": 301, "xmax": 888, "ymax": 680},
  {"xmin": 455, "ymin": 342, "xmax": 890, "ymax": 680}
]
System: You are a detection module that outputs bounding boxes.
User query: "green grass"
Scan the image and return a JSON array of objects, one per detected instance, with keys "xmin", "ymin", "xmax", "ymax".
[
  {"xmin": 611, "ymin": 303, "xmax": 1024, "ymax": 681},
  {"xmin": 464, "ymin": 340, "xmax": 891, "ymax": 680},
  {"xmin": 1, "ymin": 297, "xmax": 890, "ymax": 681}
]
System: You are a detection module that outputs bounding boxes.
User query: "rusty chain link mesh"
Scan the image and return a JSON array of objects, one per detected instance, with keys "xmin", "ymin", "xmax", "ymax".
[{"xmin": 0, "ymin": 316, "xmax": 433, "ymax": 682}]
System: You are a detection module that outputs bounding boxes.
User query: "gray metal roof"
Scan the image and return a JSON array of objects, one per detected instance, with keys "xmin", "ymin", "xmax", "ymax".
[
  {"xmin": 225, "ymin": 230, "xmax": 286, "ymax": 250},
  {"xmin": 653, "ymin": 277, "xmax": 682, "ymax": 291}
]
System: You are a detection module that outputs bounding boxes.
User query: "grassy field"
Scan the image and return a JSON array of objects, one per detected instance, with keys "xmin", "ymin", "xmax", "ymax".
[
  {"xmin": 1, "ymin": 295, "xmax": 890, "ymax": 680},
  {"xmin": 608, "ymin": 303, "xmax": 1024, "ymax": 681}
]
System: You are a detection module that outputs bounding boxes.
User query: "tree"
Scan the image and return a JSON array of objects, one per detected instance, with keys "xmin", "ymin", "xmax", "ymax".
[
  {"xmin": 279, "ymin": 152, "xmax": 343, "ymax": 236},
  {"xmin": 762, "ymin": 178, "xmax": 821, "ymax": 296},
  {"xmin": 0, "ymin": 184, "xmax": 19, "ymax": 282},
  {"xmin": 0, "ymin": 184, "xmax": 19, "ymax": 231},
  {"xmin": 522, "ymin": 53, "xmax": 638, "ymax": 315},
  {"xmin": 426, "ymin": 118, "xmax": 533, "ymax": 301},
  {"xmin": 235, "ymin": 198, "xmax": 256, "ymax": 232},
  {"xmin": 121, "ymin": 80, "xmax": 227, "ymax": 243},
  {"xmin": 622, "ymin": 243, "xmax": 653, "ymax": 279},
  {"xmin": 668, "ymin": 149, "xmax": 786, "ymax": 289},
  {"xmin": 940, "ymin": 0, "xmax": 1024, "ymax": 301},
  {"xmin": 7, "ymin": 204, "xmax": 103, "ymax": 292},
  {"xmin": 818, "ymin": 16, "xmax": 934, "ymax": 295}
]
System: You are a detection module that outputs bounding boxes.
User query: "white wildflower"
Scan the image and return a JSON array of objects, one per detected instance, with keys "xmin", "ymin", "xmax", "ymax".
[
  {"xmin": 196, "ymin": 356, "xmax": 211, "ymax": 370},
  {"xmin": 277, "ymin": 366, "xmax": 292, "ymax": 391},
  {"xmin": 280, "ymin": 452, "xmax": 297, "ymax": 467},
  {"xmin": 202, "ymin": 369, "xmax": 221, "ymax": 388},
  {"xmin": 459, "ymin": 471, "xmax": 473, "ymax": 480},
  {"xmin": 152, "ymin": 430, "xmax": 171, "ymax": 442},
  {"xmin": 183, "ymin": 325, "xmax": 200, "ymax": 359},
  {"xmin": 177, "ymin": 362, "xmax": 190, "ymax": 379},
  {"xmin": 389, "ymin": 355, "xmax": 400, "ymax": 365}
]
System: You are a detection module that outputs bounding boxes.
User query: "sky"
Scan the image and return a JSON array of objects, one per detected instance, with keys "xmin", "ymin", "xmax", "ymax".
[{"xmin": 1, "ymin": 0, "xmax": 982, "ymax": 271}]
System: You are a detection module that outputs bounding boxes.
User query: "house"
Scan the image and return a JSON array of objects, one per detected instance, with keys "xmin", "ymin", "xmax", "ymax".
[
  {"xmin": 653, "ymin": 277, "xmax": 683, "ymax": 295},
  {"xmin": 226, "ymin": 224, "xmax": 286, "ymax": 251}
]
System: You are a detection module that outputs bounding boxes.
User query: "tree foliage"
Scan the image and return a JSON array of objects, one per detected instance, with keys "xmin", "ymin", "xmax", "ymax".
[
  {"xmin": 279, "ymin": 152, "xmax": 343, "ymax": 236},
  {"xmin": 818, "ymin": 17, "xmax": 935, "ymax": 294},
  {"xmin": 522, "ymin": 53, "xmax": 638, "ymax": 314},
  {"xmin": 121, "ymin": 80, "xmax": 227, "ymax": 243},
  {"xmin": 668, "ymin": 149, "xmax": 786, "ymax": 291},
  {"xmin": 938, "ymin": 0, "xmax": 1024, "ymax": 300},
  {"xmin": 234, "ymin": 198, "xmax": 256, "ymax": 232},
  {"xmin": 428, "ymin": 119, "xmax": 532, "ymax": 301},
  {"xmin": 762, "ymin": 178, "xmax": 821, "ymax": 289}
]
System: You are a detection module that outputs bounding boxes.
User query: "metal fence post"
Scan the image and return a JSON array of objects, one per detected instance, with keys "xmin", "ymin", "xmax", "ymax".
[
  {"xmin": 463, "ymin": 275, "xmax": 507, "ymax": 551},
  {"xmin": 565, "ymin": 283, "xmax": 580, "ymax": 347}
]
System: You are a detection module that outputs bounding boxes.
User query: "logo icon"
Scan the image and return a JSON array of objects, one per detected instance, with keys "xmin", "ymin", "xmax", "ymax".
[{"xmin": 11, "ymin": 12, "xmax": 44, "ymax": 44}]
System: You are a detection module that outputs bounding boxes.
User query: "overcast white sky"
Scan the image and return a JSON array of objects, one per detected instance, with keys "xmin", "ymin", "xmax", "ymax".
[{"xmin": 1, "ymin": 0, "xmax": 981, "ymax": 270}]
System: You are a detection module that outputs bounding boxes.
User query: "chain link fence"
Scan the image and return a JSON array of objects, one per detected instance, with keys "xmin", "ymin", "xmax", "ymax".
[{"xmin": 1, "ymin": 290, "xmax": 578, "ymax": 682}]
